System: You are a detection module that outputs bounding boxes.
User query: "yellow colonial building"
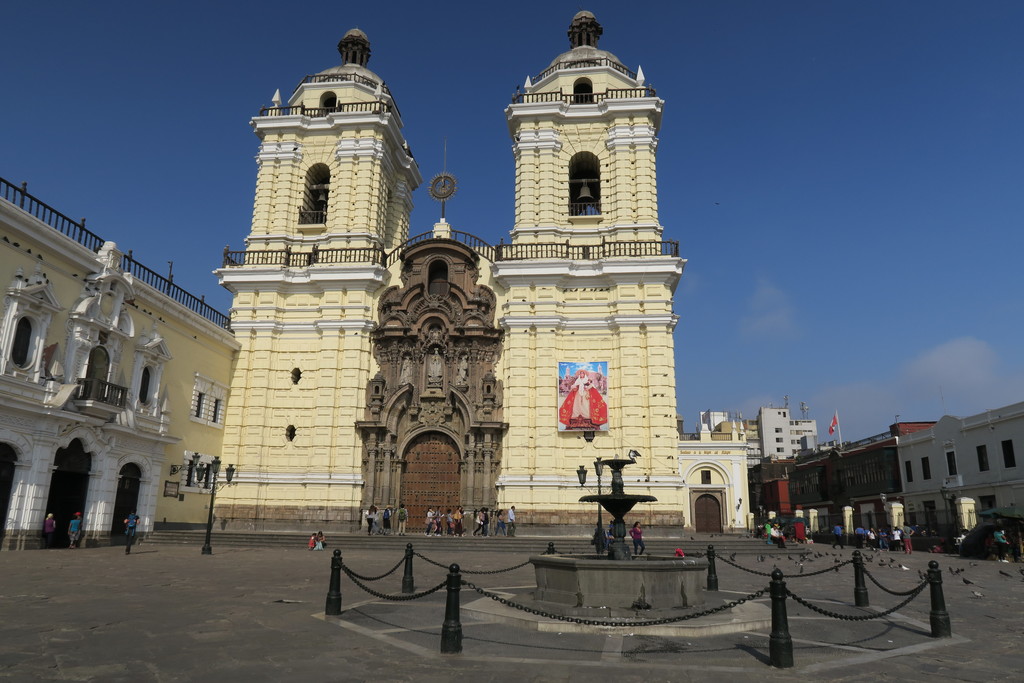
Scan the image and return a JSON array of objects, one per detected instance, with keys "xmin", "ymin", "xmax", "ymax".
[
  {"xmin": 0, "ymin": 12, "xmax": 750, "ymax": 546},
  {"xmin": 0, "ymin": 181, "xmax": 237, "ymax": 549}
]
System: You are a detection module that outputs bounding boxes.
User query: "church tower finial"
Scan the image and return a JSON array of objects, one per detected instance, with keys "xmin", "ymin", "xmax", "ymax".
[
  {"xmin": 338, "ymin": 28, "xmax": 371, "ymax": 67},
  {"xmin": 568, "ymin": 10, "xmax": 602, "ymax": 49}
]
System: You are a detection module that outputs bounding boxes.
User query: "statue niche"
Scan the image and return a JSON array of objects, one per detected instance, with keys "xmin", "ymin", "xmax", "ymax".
[{"xmin": 357, "ymin": 240, "xmax": 506, "ymax": 519}]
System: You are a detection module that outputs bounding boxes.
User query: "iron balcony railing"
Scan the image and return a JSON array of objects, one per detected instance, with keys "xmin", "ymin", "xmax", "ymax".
[
  {"xmin": 75, "ymin": 377, "xmax": 128, "ymax": 408},
  {"xmin": 294, "ymin": 73, "xmax": 393, "ymax": 95},
  {"xmin": 511, "ymin": 86, "xmax": 657, "ymax": 105},
  {"xmin": 532, "ymin": 57, "xmax": 636, "ymax": 83},
  {"xmin": 568, "ymin": 201, "xmax": 601, "ymax": 217},
  {"xmin": 257, "ymin": 100, "xmax": 393, "ymax": 118},
  {"xmin": 298, "ymin": 209, "xmax": 326, "ymax": 225},
  {"xmin": 223, "ymin": 236, "xmax": 679, "ymax": 269},
  {"xmin": 222, "ymin": 245, "xmax": 386, "ymax": 268},
  {"xmin": 0, "ymin": 177, "xmax": 231, "ymax": 329}
]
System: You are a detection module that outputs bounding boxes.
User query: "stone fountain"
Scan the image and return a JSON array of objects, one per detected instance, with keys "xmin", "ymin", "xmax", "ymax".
[{"xmin": 530, "ymin": 456, "xmax": 707, "ymax": 614}]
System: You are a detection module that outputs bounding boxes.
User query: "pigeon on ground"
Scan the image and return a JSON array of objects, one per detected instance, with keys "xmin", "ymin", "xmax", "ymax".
[
  {"xmin": 730, "ymin": 553, "xmax": 737, "ymax": 561},
  {"xmin": 918, "ymin": 570, "xmax": 928, "ymax": 581},
  {"xmin": 999, "ymin": 570, "xmax": 1012, "ymax": 578},
  {"xmin": 971, "ymin": 590, "xmax": 984, "ymax": 598},
  {"xmin": 962, "ymin": 577, "xmax": 975, "ymax": 585},
  {"xmin": 898, "ymin": 564, "xmax": 910, "ymax": 571}
]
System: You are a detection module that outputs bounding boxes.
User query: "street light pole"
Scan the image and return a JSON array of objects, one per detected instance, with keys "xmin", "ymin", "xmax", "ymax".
[{"xmin": 201, "ymin": 457, "xmax": 236, "ymax": 555}]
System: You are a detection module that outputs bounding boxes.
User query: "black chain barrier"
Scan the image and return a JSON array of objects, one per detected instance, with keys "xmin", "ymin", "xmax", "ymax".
[
  {"xmin": 340, "ymin": 562, "xmax": 447, "ymax": 601},
  {"xmin": 342, "ymin": 556, "xmax": 406, "ymax": 582},
  {"xmin": 413, "ymin": 551, "xmax": 531, "ymax": 574},
  {"xmin": 717, "ymin": 554, "xmax": 853, "ymax": 579},
  {"xmin": 862, "ymin": 568, "xmax": 927, "ymax": 596},
  {"xmin": 785, "ymin": 580, "xmax": 927, "ymax": 621},
  {"xmin": 462, "ymin": 579, "xmax": 767, "ymax": 628}
]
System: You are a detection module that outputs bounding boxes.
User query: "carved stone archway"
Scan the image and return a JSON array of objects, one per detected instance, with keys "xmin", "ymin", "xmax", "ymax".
[{"xmin": 357, "ymin": 240, "xmax": 506, "ymax": 512}]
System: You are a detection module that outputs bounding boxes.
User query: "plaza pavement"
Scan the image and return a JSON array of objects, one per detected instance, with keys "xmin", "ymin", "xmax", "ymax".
[{"xmin": 0, "ymin": 534, "xmax": 1021, "ymax": 682}]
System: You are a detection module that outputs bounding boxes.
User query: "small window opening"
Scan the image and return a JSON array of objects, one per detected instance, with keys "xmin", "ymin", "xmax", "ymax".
[
  {"xmin": 701, "ymin": 469, "xmax": 712, "ymax": 485},
  {"xmin": 286, "ymin": 425, "xmax": 297, "ymax": 441},
  {"xmin": 139, "ymin": 366, "xmax": 152, "ymax": 405},
  {"xmin": 291, "ymin": 368, "xmax": 302, "ymax": 384},
  {"xmin": 572, "ymin": 78, "xmax": 594, "ymax": 104},
  {"xmin": 320, "ymin": 92, "xmax": 338, "ymax": 110},
  {"xmin": 11, "ymin": 316, "xmax": 32, "ymax": 367},
  {"xmin": 427, "ymin": 260, "xmax": 449, "ymax": 296},
  {"xmin": 194, "ymin": 392, "xmax": 205, "ymax": 419}
]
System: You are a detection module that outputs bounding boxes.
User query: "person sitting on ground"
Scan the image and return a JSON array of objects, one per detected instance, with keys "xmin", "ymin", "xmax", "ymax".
[
  {"xmin": 315, "ymin": 531, "xmax": 326, "ymax": 550},
  {"xmin": 308, "ymin": 532, "xmax": 317, "ymax": 550}
]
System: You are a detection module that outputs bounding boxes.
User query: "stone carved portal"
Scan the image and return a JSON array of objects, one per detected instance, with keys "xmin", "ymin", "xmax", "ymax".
[{"xmin": 357, "ymin": 240, "xmax": 506, "ymax": 520}]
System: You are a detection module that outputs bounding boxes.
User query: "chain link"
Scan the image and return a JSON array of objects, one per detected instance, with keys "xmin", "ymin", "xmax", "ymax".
[
  {"xmin": 342, "ymin": 556, "xmax": 406, "ymax": 582},
  {"xmin": 461, "ymin": 579, "xmax": 767, "ymax": 627},
  {"xmin": 340, "ymin": 563, "xmax": 447, "ymax": 601},
  {"xmin": 785, "ymin": 581, "xmax": 927, "ymax": 620},
  {"xmin": 413, "ymin": 551, "xmax": 531, "ymax": 574},
  {"xmin": 862, "ymin": 568, "xmax": 930, "ymax": 596}
]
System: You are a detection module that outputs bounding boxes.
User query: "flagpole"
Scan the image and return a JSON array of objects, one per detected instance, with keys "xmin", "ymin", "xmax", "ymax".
[{"xmin": 837, "ymin": 411, "xmax": 843, "ymax": 446}]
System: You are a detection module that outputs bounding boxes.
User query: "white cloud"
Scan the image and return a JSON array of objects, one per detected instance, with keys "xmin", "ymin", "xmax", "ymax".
[
  {"xmin": 739, "ymin": 278, "xmax": 799, "ymax": 339},
  {"xmin": 810, "ymin": 337, "xmax": 1024, "ymax": 440}
]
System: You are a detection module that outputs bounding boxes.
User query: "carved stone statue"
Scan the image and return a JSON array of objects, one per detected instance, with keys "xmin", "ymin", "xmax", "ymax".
[
  {"xmin": 456, "ymin": 356, "xmax": 468, "ymax": 385},
  {"xmin": 427, "ymin": 350, "xmax": 443, "ymax": 386},
  {"xmin": 399, "ymin": 356, "xmax": 413, "ymax": 385}
]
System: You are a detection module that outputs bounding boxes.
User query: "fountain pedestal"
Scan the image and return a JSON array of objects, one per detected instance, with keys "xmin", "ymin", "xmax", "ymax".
[{"xmin": 532, "ymin": 554, "xmax": 707, "ymax": 611}]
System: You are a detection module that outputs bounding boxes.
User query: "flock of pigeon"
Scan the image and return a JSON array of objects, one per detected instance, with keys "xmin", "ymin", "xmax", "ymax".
[{"xmin": 734, "ymin": 550, "xmax": 1024, "ymax": 597}]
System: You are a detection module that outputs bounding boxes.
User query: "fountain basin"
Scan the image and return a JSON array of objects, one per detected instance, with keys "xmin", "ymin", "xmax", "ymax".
[{"xmin": 531, "ymin": 554, "xmax": 707, "ymax": 612}]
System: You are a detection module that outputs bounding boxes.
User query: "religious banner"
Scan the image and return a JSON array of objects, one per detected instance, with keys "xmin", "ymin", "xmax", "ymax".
[{"xmin": 557, "ymin": 361, "xmax": 609, "ymax": 431}]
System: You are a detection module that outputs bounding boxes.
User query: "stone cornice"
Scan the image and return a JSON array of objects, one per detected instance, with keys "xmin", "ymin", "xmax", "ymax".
[{"xmin": 493, "ymin": 256, "xmax": 685, "ymax": 290}]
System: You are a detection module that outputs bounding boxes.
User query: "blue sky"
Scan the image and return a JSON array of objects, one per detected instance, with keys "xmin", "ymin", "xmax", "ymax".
[{"xmin": 3, "ymin": 1, "xmax": 1022, "ymax": 441}]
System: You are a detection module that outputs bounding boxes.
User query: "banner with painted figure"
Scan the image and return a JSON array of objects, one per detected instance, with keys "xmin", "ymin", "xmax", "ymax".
[{"xmin": 557, "ymin": 362, "xmax": 609, "ymax": 431}]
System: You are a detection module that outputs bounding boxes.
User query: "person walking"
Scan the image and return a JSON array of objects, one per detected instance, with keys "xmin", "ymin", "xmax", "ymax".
[
  {"xmin": 397, "ymin": 503, "xmax": 408, "ymax": 536},
  {"xmin": 454, "ymin": 506, "xmax": 464, "ymax": 536},
  {"xmin": 629, "ymin": 521, "xmax": 646, "ymax": 556},
  {"xmin": 832, "ymin": 523, "xmax": 844, "ymax": 550},
  {"xmin": 903, "ymin": 525, "xmax": 914, "ymax": 554},
  {"xmin": 495, "ymin": 509, "xmax": 507, "ymax": 536},
  {"xmin": 382, "ymin": 506, "xmax": 392, "ymax": 535},
  {"xmin": 507, "ymin": 506, "xmax": 517, "ymax": 537},
  {"xmin": 993, "ymin": 527, "xmax": 1010, "ymax": 562},
  {"xmin": 425, "ymin": 507, "xmax": 436, "ymax": 535},
  {"xmin": 42, "ymin": 513, "xmax": 56, "ymax": 549},
  {"xmin": 124, "ymin": 511, "xmax": 140, "ymax": 554},
  {"xmin": 68, "ymin": 512, "xmax": 83, "ymax": 549},
  {"xmin": 366, "ymin": 506, "xmax": 377, "ymax": 536}
]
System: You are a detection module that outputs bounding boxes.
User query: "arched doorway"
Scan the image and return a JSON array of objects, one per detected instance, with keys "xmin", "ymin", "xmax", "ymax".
[
  {"xmin": 0, "ymin": 444, "xmax": 16, "ymax": 548},
  {"xmin": 45, "ymin": 439, "xmax": 91, "ymax": 548},
  {"xmin": 694, "ymin": 494, "xmax": 723, "ymax": 533},
  {"xmin": 400, "ymin": 432, "xmax": 460, "ymax": 527},
  {"xmin": 110, "ymin": 463, "xmax": 142, "ymax": 543}
]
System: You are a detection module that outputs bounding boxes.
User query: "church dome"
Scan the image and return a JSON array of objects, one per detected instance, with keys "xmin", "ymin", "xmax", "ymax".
[
  {"xmin": 315, "ymin": 28, "xmax": 384, "ymax": 86},
  {"xmin": 542, "ymin": 11, "xmax": 629, "ymax": 78}
]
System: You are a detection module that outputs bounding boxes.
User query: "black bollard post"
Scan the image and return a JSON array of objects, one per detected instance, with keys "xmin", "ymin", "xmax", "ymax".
[
  {"xmin": 440, "ymin": 563, "xmax": 463, "ymax": 654},
  {"xmin": 402, "ymin": 543, "xmax": 415, "ymax": 594},
  {"xmin": 769, "ymin": 568, "xmax": 794, "ymax": 668},
  {"xmin": 706, "ymin": 544, "xmax": 719, "ymax": 592},
  {"xmin": 325, "ymin": 549, "xmax": 342, "ymax": 616},
  {"xmin": 853, "ymin": 550, "xmax": 869, "ymax": 607},
  {"xmin": 544, "ymin": 542, "xmax": 557, "ymax": 555},
  {"xmin": 927, "ymin": 559, "xmax": 952, "ymax": 638}
]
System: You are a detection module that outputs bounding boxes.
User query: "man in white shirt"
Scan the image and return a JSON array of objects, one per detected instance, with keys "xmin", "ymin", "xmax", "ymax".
[{"xmin": 507, "ymin": 506, "xmax": 517, "ymax": 537}]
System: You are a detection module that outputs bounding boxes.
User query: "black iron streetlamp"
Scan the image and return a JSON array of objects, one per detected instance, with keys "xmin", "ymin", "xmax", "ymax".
[
  {"xmin": 879, "ymin": 492, "xmax": 888, "ymax": 531},
  {"xmin": 939, "ymin": 485, "xmax": 957, "ymax": 552},
  {"xmin": 201, "ymin": 457, "xmax": 236, "ymax": 555},
  {"xmin": 576, "ymin": 460, "xmax": 606, "ymax": 551}
]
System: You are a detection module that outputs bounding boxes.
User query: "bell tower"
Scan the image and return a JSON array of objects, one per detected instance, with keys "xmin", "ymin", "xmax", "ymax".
[
  {"xmin": 217, "ymin": 30, "xmax": 421, "ymax": 529},
  {"xmin": 494, "ymin": 12, "xmax": 686, "ymax": 524},
  {"xmin": 247, "ymin": 29, "xmax": 420, "ymax": 253},
  {"xmin": 507, "ymin": 10, "xmax": 662, "ymax": 243}
]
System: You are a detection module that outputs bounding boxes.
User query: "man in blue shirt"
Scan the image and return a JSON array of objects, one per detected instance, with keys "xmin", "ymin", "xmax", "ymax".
[
  {"xmin": 68, "ymin": 512, "xmax": 83, "ymax": 549},
  {"xmin": 124, "ymin": 511, "xmax": 139, "ymax": 554},
  {"xmin": 832, "ymin": 523, "xmax": 844, "ymax": 549}
]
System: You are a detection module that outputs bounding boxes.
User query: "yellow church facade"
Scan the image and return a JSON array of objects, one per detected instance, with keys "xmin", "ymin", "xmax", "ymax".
[{"xmin": 0, "ymin": 13, "xmax": 749, "ymax": 547}]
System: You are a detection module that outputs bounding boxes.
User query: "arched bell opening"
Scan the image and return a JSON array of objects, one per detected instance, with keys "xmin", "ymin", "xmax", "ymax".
[{"xmin": 568, "ymin": 152, "xmax": 601, "ymax": 216}]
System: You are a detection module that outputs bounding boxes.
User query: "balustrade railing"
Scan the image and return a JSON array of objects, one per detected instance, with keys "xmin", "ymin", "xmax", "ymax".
[
  {"xmin": 75, "ymin": 377, "xmax": 128, "ymax": 408},
  {"xmin": 532, "ymin": 57, "xmax": 636, "ymax": 83},
  {"xmin": 512, "ymin": 86, "xmax": 657, "ymax": 105},
  {"xmin": 494, "ymin": 240, "xmax": 678, "ymax": 261},
  {"xmin": 258, "ymin": 101, "xmax": 392, "ymax": 117},
  {"xmin": 0, "ymin": 176, "xmax": 230, "ymax": 329},
  {"xmin": 568, "ymin": 201, "xmax": 601, "ymax": 216},
  {"xmin": 298, "ymin": 209, "xmax": 326, "ymax": 225},
  {"xmin": 221, "ymin": 246, "xmax": 385, "ymax": 268}
]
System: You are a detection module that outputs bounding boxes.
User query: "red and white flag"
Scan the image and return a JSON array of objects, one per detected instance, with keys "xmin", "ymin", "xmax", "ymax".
[{"xmin": 828, "ymin": 411, "xmax": 839, "ymax": 436}]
